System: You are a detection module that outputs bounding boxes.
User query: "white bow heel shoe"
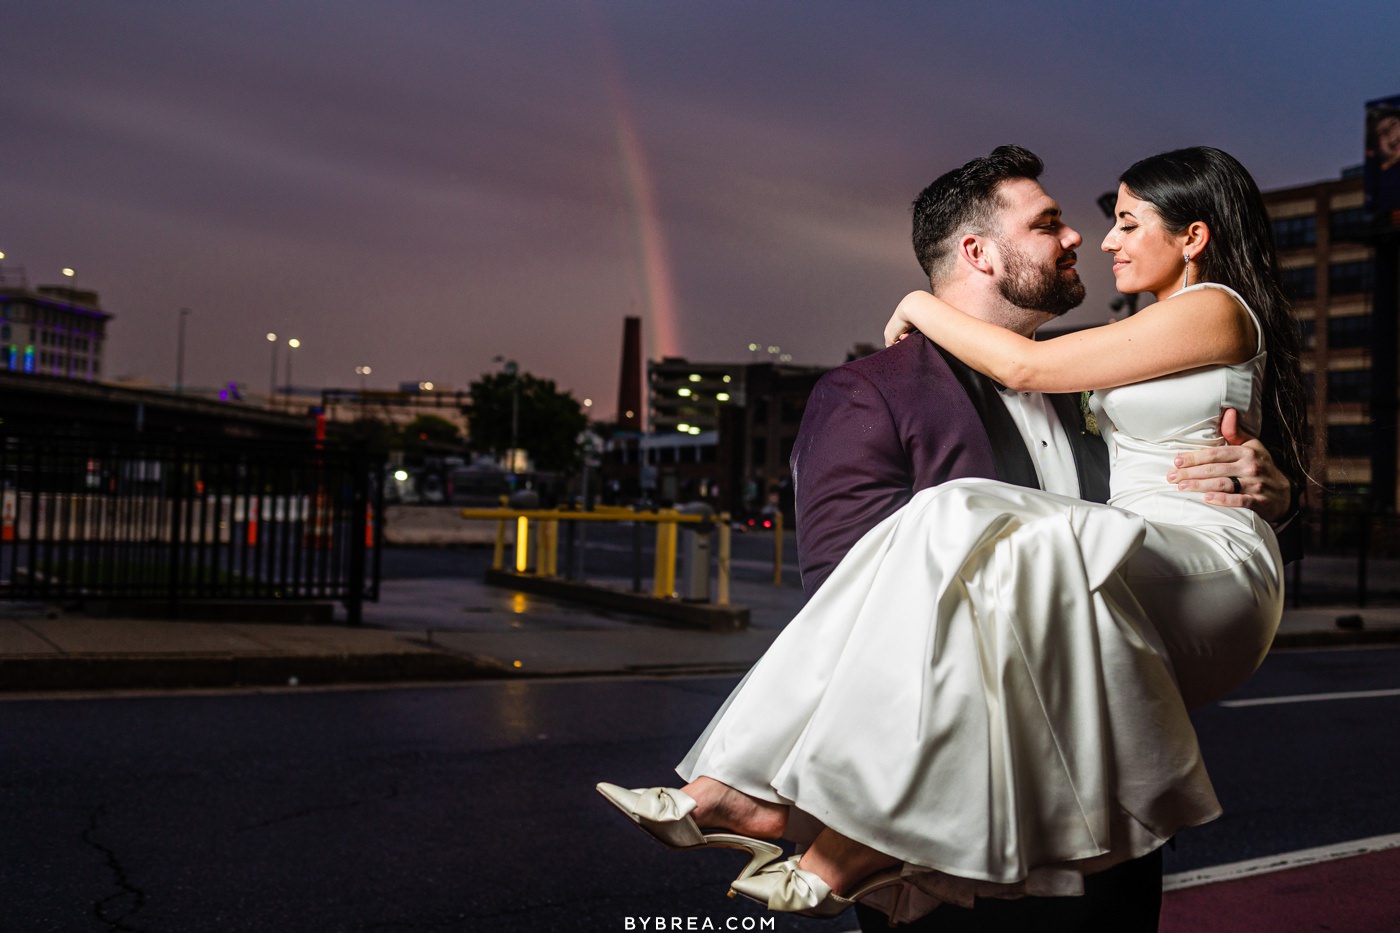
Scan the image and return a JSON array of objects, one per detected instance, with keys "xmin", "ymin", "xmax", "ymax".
[
  {"xmin": 595, "ymin": 782, "xmax": 784, "ymax": 882},
  {"xmin": 729, "ymin": 855, "xmax": 905, "ymax": 918}
]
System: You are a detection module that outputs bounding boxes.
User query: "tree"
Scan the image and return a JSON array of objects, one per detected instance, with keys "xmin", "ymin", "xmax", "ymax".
[
  {"xmin": 402, "ymin": 414, "xmax": 463, "ymax": 462},
  {"xmin": 468, "ymin": 370, "xmax": 588, "ymax": 472},
  {"xmin": 344, "ymin": 417, "xmax": 400, "ymax": 457}
]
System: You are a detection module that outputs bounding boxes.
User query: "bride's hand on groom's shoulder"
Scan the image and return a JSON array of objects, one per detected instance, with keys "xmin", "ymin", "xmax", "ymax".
[{"xmin": 884, "ymin": 291, "xmax": 929, "ymax": 346}]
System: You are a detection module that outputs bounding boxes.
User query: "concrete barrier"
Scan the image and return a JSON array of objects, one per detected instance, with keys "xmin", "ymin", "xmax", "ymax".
[{"xmin": 382, "ymin": 505, "xmax": 502, "ymax": 547}]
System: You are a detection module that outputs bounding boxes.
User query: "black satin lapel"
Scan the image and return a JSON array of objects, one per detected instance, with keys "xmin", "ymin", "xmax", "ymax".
[
  {"xmin": 938, "ymin": 349, "xmax": 1042, "ymax": 490},
  {"xmin": 1049, "ymin": 392, "xmax": 1111, "ymax": 504}
]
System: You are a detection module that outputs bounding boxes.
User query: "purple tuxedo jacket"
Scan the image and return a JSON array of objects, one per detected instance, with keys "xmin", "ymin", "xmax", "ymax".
[{"xmin": 791, "ymin": 334, "xmax": 1110, "ymax": 597}]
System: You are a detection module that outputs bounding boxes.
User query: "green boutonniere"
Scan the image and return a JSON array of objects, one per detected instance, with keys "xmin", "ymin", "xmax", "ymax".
[{"xmin": 1080, "ymin": 391, "xmax": 1100, "ymax": 436}]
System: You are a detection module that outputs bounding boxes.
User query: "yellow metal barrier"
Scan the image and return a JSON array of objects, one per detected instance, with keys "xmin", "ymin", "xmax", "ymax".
[
  {"xmin": 463, "ymin": 507, "xmax": 729, "ymax": 604},
  {"xmin": 652, "ymin": 519, "xmax": 676, "ymax": 597}
]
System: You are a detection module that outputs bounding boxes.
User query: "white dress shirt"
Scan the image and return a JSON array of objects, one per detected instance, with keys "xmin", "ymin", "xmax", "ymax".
[{"xmin": 997, "ymin": 388, "xmax": 1080, "ymax": 497}]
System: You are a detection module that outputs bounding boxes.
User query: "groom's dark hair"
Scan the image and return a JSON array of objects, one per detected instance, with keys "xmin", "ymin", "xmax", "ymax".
[{"xmin": 911, "ymin": 145, "xmax": 1044, "ymax": 283}]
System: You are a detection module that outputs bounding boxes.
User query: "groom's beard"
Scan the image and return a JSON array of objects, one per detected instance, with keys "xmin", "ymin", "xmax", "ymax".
[{"xmin": 997, "ymin": 242, "xmax": 1086, "ymax": 317}]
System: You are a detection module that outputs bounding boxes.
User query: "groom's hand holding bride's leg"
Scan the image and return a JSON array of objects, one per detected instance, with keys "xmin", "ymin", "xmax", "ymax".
[{"xmin": 1166, "ymin": 407, "xmax": 1292, "ymax": 520}]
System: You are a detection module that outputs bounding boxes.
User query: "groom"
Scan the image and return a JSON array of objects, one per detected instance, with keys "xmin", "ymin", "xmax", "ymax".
[{"xmin": 790, "ymin": 145, "xmax": 1291, "ymax": 932}]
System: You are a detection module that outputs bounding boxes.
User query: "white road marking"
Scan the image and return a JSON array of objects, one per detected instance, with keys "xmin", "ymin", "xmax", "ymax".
[
  {"xmin": 1164, "ymin": 833, "xmax": 1400, "ymax": 891},
  {"xmin": 1220, "ymin": 687, "xmax": 1400, "ymax": 707}
]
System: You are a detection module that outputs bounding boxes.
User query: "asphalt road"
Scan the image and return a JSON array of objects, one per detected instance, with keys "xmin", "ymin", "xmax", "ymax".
[
  {"xmin": 1164, "ymin": 647, "xmax": 1400, "ymax": 874},
  {"xmin": 2, "ymin": 646, "xmax": 1396, "ymax": 932}
]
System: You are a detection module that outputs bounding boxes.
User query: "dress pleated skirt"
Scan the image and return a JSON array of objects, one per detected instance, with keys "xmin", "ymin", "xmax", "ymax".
[{"xmin": 679, "ymin": 478, "xmax": 1280, "ymax": 919}]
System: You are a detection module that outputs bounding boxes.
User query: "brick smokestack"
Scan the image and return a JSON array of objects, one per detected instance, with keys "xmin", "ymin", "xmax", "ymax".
[{"xmin": 616, "ymin": 316, "xmax": 642, "ymax": 430}]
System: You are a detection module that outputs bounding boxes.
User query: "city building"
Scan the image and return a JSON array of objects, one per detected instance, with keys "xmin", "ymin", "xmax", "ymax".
[
  {"xmin": 599, "ymin": 356, "xmax": 827, "ymax": 517},
  {"xmin": 718, "ymin": 361, "xmax": 827, "ymax": 518},
  {"xmin": 0, "ymin": 269, "xmax": 111, "ymax": 382},
  {"xmin": 647, "ymin": 357, "xmax": 745, "ymax": 436},
  {"xmin": 1261, "ymin": 170, "xmax": 1391, "ymax": 503}
]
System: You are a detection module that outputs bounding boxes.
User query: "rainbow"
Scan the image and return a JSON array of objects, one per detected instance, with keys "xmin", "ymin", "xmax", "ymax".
[{"xmin": 591, "ymin": 11, "xmax": 681, "ymax": 362}]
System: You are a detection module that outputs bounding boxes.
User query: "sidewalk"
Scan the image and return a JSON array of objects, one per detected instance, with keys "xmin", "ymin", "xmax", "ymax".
[
  {"xmin": 0, "ymin": 569, "xmax": 792, "ymax": 692},
  {"xmin": 2, "ymin": 567, "xmax": 1399, "ymax": 693}
]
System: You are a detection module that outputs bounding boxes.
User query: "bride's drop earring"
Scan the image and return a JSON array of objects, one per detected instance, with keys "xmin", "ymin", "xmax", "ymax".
[{"xmin": 1182, "ymin": 253, "xmax": 1191, "ymax": 289}]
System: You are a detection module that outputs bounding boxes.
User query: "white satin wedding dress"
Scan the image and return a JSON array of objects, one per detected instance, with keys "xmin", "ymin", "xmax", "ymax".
[{"xmin": 677, "ymin": 284, "xmax": 1284, "ymax": 918}]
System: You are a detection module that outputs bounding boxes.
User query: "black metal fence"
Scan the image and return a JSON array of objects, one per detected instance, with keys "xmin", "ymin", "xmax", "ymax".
[
  {"xmin": 1288, "ymin": 503, "xmax": 1400, "ymax": 607},
  {"xmin": 0, "ymin": 430, "xmax": 383, "ymax": 623}
]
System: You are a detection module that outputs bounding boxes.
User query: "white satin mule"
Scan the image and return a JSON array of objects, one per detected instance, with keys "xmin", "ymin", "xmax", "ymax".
[
  {"xmin": 728, "ymin": 854, "xmax": 905, "ymax": 918},
  {"xmin": 595, "ymin": 782, "xmax": 784, "ymax": 883}
]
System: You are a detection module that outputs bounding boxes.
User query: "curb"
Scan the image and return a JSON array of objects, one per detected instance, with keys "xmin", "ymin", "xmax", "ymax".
[
  {"xmin": 0, "ymin": 651, "xmax": 759, "ymax": 693},
  {"xmin": 0, "ymin": 651, "xmax": 507, "ymax": 693},
  {"xmin": 79, "ymin": 600, "xmax": 338, "ymax": 625},
  {"xmin": 1272, "ymin": 627, "xmax": 1400, "ymax": 649},
  {"xmin": 482, "ymin": 569, "xmax": 750, "ymax": 631}
]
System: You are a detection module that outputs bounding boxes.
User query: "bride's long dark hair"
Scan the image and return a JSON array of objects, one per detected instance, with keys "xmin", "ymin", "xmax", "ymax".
[{"xmin": 1120, "ymin": 146, "xmax": 1311, "ymax": 491}]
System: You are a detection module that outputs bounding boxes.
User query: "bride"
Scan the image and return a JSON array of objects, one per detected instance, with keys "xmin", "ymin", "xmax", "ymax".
[{"xmin": 599, "ymin": 146, "xmax": 1310, "ymax": 922}]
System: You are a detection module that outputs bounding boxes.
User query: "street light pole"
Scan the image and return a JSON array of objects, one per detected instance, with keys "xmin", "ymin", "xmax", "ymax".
[
  {"xmin": 59, "ymin": 268, "xmax": 78, "ymax": 377},
  {"xmin": 176, "ymin": 307, "xmax": 192, "ymax": 395},
  {"xmin": 285, "ymin": 337, "xmax": 300, "ymax": 411},
  {"xmin": 355, "ymin": 365, "xmax": 372, "ymax": 419},
  {"xmin": 507, "ymin": 361, "xmax": 519, "ymax": 478},
  {"xmin": 492, "ymin": 355, "xmax": 520, "ymax": 480},
  {"xmin": 266, "ymin": 333, "xmax": 279, "ymax": 409}
]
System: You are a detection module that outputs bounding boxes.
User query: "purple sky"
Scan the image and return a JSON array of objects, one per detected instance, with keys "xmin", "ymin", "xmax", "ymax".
[{"xmin": 4, "ymin": 1, "xmax": 1396, "ymax": 419}]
